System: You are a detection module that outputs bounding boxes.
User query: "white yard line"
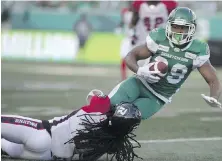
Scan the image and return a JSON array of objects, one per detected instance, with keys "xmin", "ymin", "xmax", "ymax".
[
  {"xmin": 2, "ymin": 65, "xmax": 120, "ymax": 77},
  {"xmin": 134, "ymin": 137, "xmax": 222, "ymax": 144},
  {"xmin": 2, "ymin": 81, "xmax": 90, "ymax": 91},
  {"xmin": 200, "ymin": 117, "xmax": 222, "ymax": 122}
]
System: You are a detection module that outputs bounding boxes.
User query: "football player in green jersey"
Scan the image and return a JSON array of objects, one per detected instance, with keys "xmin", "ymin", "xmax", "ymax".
[{"xmin": 108, "ymin": 7, "xmax": 222, "ymax": 120}]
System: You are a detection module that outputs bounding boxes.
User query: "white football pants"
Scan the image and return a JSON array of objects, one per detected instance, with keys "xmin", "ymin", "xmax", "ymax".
[{"xmin": 1, "ymin": 115, "xmax": 52, "ymax": 160}]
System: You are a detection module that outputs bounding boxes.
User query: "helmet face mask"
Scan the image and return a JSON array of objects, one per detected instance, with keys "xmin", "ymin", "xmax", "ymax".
[{"xmin": 166, "ymin": 7, "xmax": 197, "ymax": 45}]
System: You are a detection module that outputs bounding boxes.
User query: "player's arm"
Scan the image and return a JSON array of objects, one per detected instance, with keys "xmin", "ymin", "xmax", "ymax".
[
  {"xmin": 198, "ymin": 61, "xmax": 222, "ymax": 108},
  {"xmin": 125, "ymin": 32, "xmax": 160, "ymax": 84},
  {"xmin": 125, "ymin": 29, "xmax": 159, "ymax": 73},
  {"xmin": 125, "ymin": 44, "xmax": 152, "ymax": 73}
]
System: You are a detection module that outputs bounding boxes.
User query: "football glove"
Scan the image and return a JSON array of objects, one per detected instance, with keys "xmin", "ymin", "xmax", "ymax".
[
  {"xmin": 137, "ymin": 63, "xmax": 161, "ymax": 84},
  {"xmin": 201, "ymin": 94, "xmax": 222, "ymax": 109},
  {"xmin": 86, "ymin": 89, "xmax": 104, "ymax": 105}
]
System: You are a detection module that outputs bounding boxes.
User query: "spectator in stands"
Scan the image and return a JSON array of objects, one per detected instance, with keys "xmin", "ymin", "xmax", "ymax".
[
  {"xmin": 74, "ymin": 14, "xmax": 92, "ymax": 56},
  {"xmin": 1, "ymin": 1, "xmax": 13, "ymax": 29}
]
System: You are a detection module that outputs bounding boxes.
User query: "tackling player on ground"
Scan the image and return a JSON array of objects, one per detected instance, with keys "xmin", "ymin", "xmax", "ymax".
[
  {"xmin": 109, "ymin": 7, "xmax": 221, "ymax": 120},
  {"xmin": 2, "ymin": 7, "xmax": 221, "ymax": 161},
  {"xmin": 1, "ymin": 91, "xmax": 142, "ymax": 161}
]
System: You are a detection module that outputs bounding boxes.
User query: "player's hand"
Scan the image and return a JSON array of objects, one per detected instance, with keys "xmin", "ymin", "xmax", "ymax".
[
  {"xmin": 201, "ymin": 94, "xmax": 222, "ymax": 109},
  {"xmin": 137, "ymin": 63, "xmax": 161, "ymax": 83},
  {"xmin": 86, "ymin": 89, "xmax": 104, "ymax": 104}
]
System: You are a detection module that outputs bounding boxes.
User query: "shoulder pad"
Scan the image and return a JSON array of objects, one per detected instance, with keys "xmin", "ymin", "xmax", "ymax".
[
  {"xmin": 189, "ymin": 40, "xmax": 210, "ymax": 57},
  {"xmin": 191, "ymin": 40, "xmax": 210, "ymax": 68},
  {"xmin": 146, "ymin": 28, "xmax": 166, "ymax": 54},
  {"xmin": 148, "ymin": 28, "xmax": 166, "ymax": 43}
]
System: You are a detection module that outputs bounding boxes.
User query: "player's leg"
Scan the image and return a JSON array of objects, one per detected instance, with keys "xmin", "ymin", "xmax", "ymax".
[
  {"xmin": 2, "ymin": 115, "xmax": 41, "ymax": 144},
  {"xmin": 1, "ymin": 115, "xmax": 51, "ymax": 159},
  {"xmin": 1, "ymin": 138, "xmax": 23, "ymax": 157},
  {"xmin": 133, "ymin": 97, "xmax": 164, "ymax": 120},
  {"xmin": 134, "ymin": 82, "xmax": 165, "ymax": 119},
  {"xmin": 20, "ymin": 148, "xmax": 52, "ymax": 160},
  {"xmin": 109, "ymin": 76, "xmax": 140, "ymax": 106},
  {"xmin": 109, "ymin": 76, "xmax": 165, "ymax": 119},
  {"xmin": 1, "ymin": 139, "xmax": 52, "ymax": 160}
]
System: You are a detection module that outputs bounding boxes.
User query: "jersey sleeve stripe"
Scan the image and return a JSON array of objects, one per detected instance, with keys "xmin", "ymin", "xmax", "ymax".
[
  {"xmin": 193, "ymin": 54, "xmax": 210, "ymax": 68},
  {"xmin": 146, "ymin": 35, "xmax": 159, "ymax": 54}
]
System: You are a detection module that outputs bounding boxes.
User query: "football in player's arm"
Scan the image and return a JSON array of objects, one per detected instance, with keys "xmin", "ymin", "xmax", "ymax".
[
  {"xmin": 120, "ymin": 0, "xmax": 177, "ymax": 81},
  {"xmin": 2, "ymin": 7, "xmax": 221, "ymax": 161},
  {"xmin": 109, "ymin": 7, "xmax": 221, "ymax": 122},
  {"xmin": 125, "ymin": 35, "xmax": 221, "ymax": 108},
  {"xmin": 125, "ymin": 7, "xmax": 221, "ymax": 108}
]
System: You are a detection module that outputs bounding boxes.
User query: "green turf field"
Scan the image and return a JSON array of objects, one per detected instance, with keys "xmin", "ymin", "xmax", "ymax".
[{"xmin": 1, "ymin": 60, "xmax": 222, "ymax": 161}]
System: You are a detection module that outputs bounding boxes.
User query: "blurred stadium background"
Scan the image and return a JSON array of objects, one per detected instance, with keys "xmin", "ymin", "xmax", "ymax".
[{"xmin": 1, "ymin": 1, "xmax": 222, "ymax": 161}]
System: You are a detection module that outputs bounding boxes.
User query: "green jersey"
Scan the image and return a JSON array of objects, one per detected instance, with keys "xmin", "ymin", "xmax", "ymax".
[{"xmin": 137, "ymin": 28, "xmax": 210, "ymax": 103}]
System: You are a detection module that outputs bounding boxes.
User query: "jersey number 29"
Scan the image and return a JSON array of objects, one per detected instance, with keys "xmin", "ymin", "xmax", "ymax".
[
  {"xmin": 155, "ymin": 56, "xmax": 188, "ymax": 84},
  {"xmin": 167, "ymin": 63, "xmax": 188, "ymax": 84}
]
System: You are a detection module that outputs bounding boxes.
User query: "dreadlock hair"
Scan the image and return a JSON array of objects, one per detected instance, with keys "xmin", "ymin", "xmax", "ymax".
[{"xmin": 65, "ymin": 111, "xmax": 142, "ymax": 161}]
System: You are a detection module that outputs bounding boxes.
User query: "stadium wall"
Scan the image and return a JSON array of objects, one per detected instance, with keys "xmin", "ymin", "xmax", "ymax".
[
  {"xmin": 4, "ymin": 10, "xmax": 222, "ymax": 66},
  {"xmin": 11, "ymin": 9, "xmax": 222, "ymax": 40},
  {"xmin": 1, "ymin": 30, "xmax": 123, "ymax": 64}
]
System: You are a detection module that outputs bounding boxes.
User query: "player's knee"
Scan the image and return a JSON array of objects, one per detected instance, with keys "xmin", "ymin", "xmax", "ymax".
[
  {"xmin": 25, "ymin": 131, "xmax": 51, "ymax": 152},
  {"xmin": 9, "ymin": 144, "xmax": 24, "ymax": 157},
  {"xmin": 2, "ymin": 139, "xmax": 24, "ymax": 158}
]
